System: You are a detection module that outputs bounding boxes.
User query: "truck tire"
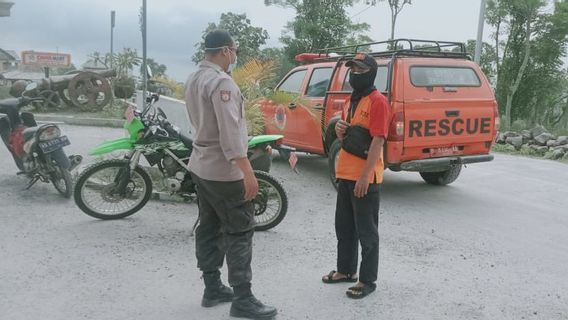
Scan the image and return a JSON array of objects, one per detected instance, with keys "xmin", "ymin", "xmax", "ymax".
[
  {"xmin": 328, "ymin": 139, "xmax": 341, "ymax": 190},
  {"xmin": 419, "ymin": 165, "xmax": 462, "ymax": 186}
]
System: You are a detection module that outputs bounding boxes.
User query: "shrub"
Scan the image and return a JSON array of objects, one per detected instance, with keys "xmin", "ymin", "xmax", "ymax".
[
  {"xmin": 113, "ymin": 77, "xmax": 136, "ymax": 99},
  {"xmin": 511, "ymin": 119, "xmax": 528, "ymax": 132}
]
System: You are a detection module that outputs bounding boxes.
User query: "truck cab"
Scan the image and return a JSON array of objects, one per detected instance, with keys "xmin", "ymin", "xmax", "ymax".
[{"xmin": 260, "ymin": 39, "xmax": 499, "ymax": 187}]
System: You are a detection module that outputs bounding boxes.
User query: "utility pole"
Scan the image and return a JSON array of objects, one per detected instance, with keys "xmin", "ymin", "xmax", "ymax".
[
  {"xmin": 110, "ymin": 10, "xmax": 115, "ymax": 69},
  {"xmin": 474, "ymin": 0, "xmax": 487, "ymax": 64},
  {"xmin": 141, "ymin": 0, "xmax": 147, "ymax": 99}
]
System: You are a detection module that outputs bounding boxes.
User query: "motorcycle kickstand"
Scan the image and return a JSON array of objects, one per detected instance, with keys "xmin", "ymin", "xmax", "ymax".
[
  {"xmin": 24, "ymin": 176, "xmax": 40, "ymax": 190},
  {"xmin": 190, "ymin": 217, "xmax": 200, "ymax": 237}
]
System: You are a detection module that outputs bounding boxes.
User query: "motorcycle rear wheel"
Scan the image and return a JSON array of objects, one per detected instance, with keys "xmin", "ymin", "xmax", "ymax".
[
  {"xmin": 74, "ymin": 160, "xmax": 153, "ymax": 220},
  {"xmin": 50, "ymin": 166, "xmax": 73, "ymax": 198},
  {"xmin": 252, "ymin": 171, "xmax": 288, "ymax": 231}
]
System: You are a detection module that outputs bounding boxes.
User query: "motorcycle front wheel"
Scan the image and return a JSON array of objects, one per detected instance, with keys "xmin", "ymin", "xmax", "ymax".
[
  {"xmin": 252, "ymin": 171, "xmax": 288, "ymax": 231},
  {"xmin": 50, "ymin": 166, "xmax": 73, "ymax": 198},
  {"xmin": 74, "ymin": 159, "xmax": 153, "ymax": 220}
]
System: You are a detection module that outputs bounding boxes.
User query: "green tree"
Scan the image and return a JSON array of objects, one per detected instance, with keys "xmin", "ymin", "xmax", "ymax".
[
  {"xmin": 464, "ymin": 40, "xmax": 497, "ymax": 82},
  {"xmin": 487, "ymin": 0, "xmax": 546, "ymax": 127},
  {"xmin": 265, "ymin": 0, "xmax": 372, "ymax": 61},
  {"xmin": 513, "ymin": 0, "xmax": 568, "ymax": 127},
  {"xmin": 386, "ymin": 0, "xmax": 412, "ymax": 40},
  {"xmin": 114, "ymin": 48, "xmax": 141, "ymax": 78},
  {"xmin": 113, "ymin": 48, "xmax": 141, "ymax": 99},
  {"xmin": 192, "ymin": 12, "xmax": 269, "ymax": 65},
  {"xmin": 258, "ymin": 47, "xmax": 296, "ymax": 88},
  {"xmin": 142, "ymin": 58, "xmax": 167, "ymax": 78},
  {"xmin": 88, "ymin": 51, "xmax": 110, "ymax": 68},
  {"xmin": 487, "ymin": 0, "xmax": 568, "ymax": 128}
]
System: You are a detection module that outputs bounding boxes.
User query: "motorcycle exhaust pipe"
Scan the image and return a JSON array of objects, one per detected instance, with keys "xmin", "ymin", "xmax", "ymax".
[{"xmin": 68, "ymin": 155, "xmax": 83, "ymax": 171}]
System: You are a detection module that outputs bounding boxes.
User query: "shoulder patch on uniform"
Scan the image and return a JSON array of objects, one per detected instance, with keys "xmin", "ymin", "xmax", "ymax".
[{"xmin": 220, "ymin": 90, "xmax": 231, "ymax": 102}]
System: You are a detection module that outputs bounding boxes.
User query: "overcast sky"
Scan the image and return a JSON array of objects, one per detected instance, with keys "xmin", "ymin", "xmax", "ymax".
[{"xmin": 1, "ymin": 0, "xmax": 495, "ymax": 81}]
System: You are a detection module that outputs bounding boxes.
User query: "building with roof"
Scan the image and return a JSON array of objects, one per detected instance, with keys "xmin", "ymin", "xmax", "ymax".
[
  {"xmin": 0, "ymin": 0, "xmax": 14, "ymax": 17},
  {"xmin": 0, "ymin": 48, "xmax": 20, "ymax": 72}
]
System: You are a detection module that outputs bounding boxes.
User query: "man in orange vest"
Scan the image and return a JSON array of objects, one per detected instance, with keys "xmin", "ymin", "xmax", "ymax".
[{"xmin": 322, "ymin": 53, "xmax": 390, "ymax": 299}]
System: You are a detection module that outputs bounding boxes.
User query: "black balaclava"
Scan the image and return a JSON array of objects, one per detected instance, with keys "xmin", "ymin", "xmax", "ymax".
[{"xmin": 348, "ymin": 67, "xmax": 377, "ymax": 118}]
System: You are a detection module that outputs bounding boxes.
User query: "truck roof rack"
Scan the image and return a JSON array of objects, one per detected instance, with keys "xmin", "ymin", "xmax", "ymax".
[{"xmin": 295, "ymin": 39, "xmax": 471, "ymax": 63}]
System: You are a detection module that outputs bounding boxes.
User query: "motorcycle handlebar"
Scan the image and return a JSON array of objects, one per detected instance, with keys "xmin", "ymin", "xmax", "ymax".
[{"xmin": 9, "ymin": 96, "xmax": 43, "ymax": 109}]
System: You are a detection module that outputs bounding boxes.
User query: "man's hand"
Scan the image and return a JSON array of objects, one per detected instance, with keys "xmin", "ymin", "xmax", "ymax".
[
  {"xmin": 243, "ymin": 171, "xmax": 259, "ymax": 201},
  {"xmin": 335, "ymin": 120, "xmax": 350, "ymax": 140},
  {"xmin": 354, "ymin": 175, "xmax": 370, "ymax": 198},
  {"xmin": 354, "ymin": 136, "xmax": 385, "ymax": 198},
  {"xmin": 233, "ymin": 157, "xmax": 259, "ymax": 201}
]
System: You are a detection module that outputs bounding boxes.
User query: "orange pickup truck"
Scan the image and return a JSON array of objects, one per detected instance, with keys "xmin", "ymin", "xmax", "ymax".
[{"xmin": 260, "ymin": 39, "xmax": 499, "ymax": 187}]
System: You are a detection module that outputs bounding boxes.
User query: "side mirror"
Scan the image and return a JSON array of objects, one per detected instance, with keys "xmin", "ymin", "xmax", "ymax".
[{"xmin": 25, "ymin": 82, "xmax": 38, "ymax": 91}]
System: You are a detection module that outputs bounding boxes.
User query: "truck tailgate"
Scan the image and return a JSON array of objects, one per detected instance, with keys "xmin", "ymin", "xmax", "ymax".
[{"xmin": 403, "ymin": 99, "xmax": 495, "ymax": 148}]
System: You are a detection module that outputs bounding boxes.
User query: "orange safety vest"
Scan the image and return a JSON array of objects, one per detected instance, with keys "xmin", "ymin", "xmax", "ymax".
[{"xmin": 336, "ymin": 92, "xmax": 385, "ymax": 183}]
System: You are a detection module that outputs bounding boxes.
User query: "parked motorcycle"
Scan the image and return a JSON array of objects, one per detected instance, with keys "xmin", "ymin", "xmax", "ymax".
[
  {"xmin": 74, "ymin": 94, "xmax": 288, "ymax": 231},
  {"xmin": 0, "ymin": 83, "xmax": 82, "ymax": 198}
]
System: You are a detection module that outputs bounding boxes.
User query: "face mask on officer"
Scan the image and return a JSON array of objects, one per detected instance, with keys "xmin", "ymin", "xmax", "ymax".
[
  {"xmin": 348, "ymin": 67, "xmax": 376, "ymax": 92},
  {"xmin": 225, "ymin": 46, "xmax": 238, "ymax": 73},
  {"xmin": 204, "ymin": 41, "xmax": 238, "ymax": 73}
]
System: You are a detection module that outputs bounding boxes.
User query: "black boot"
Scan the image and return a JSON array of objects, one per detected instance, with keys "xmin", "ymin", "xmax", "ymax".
[
  {"xmin": 230, "ymin": 284, "xmax": 277, "ymax": 319},
  {"xmin": 201, "ymin": 272, "xmax": 234, "ymax": 308}
]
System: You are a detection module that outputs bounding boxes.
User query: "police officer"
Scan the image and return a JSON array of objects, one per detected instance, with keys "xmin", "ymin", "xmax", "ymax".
[
  {"xmin": 184, "ymin": 30, "xmax": 277, "ymax": 319},
  {"xmin": 321, "ymin": 53, "xmax": 390, "ymax": 299}
]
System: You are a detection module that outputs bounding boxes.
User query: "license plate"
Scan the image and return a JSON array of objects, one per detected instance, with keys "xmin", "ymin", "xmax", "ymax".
[
  {"xmin": 39, "ymin": 136, "xmax": 70, "ymax": 153},
  {"xmin": 429, "ymin": 146, "xmax": 460, "ymax": 157}
]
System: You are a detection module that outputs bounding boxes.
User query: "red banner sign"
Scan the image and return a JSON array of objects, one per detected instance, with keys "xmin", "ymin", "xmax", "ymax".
[{"xmin": 21, "ymin": 51, "xmax": 71, "ymax": 67}]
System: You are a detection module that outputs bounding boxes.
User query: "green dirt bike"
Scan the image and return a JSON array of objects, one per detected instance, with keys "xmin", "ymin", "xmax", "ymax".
[{"xmin": 73, "ymin": 94, "xmax": 289, "ymax": 231}]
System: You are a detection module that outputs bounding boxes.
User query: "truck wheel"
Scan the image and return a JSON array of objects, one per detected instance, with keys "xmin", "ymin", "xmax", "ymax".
[
  {"xmin": 328, "ymin": 139, "xmax": 341, "ymax": 190},
  {"xmin": 419, "ymin": 165, "xmax": 462, "ymax": 186}
]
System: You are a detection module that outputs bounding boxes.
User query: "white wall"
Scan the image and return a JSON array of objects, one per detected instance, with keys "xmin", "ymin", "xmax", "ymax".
[{"xmin": 134, "ymin": 90, "xmax": 194, "ymax": 138}]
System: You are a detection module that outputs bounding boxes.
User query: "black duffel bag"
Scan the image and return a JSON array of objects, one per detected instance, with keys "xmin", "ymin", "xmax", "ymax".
[{"xmin": 341, "ymin": 124, "xmax": 372, "ymax": 159}]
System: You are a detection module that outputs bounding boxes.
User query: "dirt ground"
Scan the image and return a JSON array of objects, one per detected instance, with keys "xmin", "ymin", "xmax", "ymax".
[{"xmin": 1, "ymin": 125, "xmax": 567, "ymax": 320}]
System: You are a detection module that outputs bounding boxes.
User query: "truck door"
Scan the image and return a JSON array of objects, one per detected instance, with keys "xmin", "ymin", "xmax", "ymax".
[
  {"xmin": 261, "ymin": 69, "xmax": 308, "ymax": 146},
  {"xmin": 297, "ymin": 67, "xmax": 333, "ymax": 154}
]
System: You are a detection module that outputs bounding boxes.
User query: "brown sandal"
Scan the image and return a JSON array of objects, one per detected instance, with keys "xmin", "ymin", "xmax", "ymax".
[
  {"xmin": 346, "ymin": 283, "xmax": 376, "ymax": 299},
  {"xmin": 322, "ymin": 270, "xmax": 358, "ymax": 284}
]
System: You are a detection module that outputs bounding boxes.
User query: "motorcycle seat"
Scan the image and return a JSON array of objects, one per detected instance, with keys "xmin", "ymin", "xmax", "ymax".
[
  {"xmin": 23, "ymin": 126, "xmax": 39, "ymax": 142},
  {"xmin": 179, "ymin": 133, "xmax": 193, "ymax": 149},
  {"xmin": 0, "ymin": 98, "xmax": 19, "ymax": 110}
]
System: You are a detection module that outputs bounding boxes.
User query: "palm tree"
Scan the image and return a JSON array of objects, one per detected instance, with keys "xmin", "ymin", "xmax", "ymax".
[
  {"xmin": 232, "ymin": 59, "xmax": 318, "ymax": 135},
  {"xmin": 114, "ymin": 48, "xmax": 141, "ymax": 78},
  {"xmin": 113, "ymin": 48, "xmax": 141, "ymax": 99}
]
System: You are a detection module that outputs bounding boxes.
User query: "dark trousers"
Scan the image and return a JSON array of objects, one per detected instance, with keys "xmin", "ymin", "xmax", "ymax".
[
  {"xmin": 335, "ymin": 179, "xmax": 380, "ymax": 285},
  {"xmin": 191, "ymin": 173, "xmax": 255, "ymax": 288}
]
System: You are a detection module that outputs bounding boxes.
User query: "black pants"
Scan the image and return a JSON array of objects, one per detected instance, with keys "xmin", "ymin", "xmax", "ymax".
[
  {"xmin": 335, "ymin": 179, "xmax": 380, "ymax": 285},
  {"xmin": 191, "ymin": 173, "xmax": 255, "ymax": 288}
]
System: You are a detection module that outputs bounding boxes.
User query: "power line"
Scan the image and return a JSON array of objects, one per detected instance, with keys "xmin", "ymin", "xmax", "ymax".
[{"xmin": 351, "ymin": 4, "xmax": 374, "ymax": 19}]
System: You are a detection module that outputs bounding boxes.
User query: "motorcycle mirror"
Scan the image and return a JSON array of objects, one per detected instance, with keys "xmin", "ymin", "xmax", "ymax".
[{"xmin": 25, "ymin": 82, "xmax": 38, "ymax": 91}]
